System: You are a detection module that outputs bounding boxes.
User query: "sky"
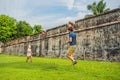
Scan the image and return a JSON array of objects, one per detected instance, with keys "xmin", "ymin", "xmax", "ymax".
[{"xmin": 0, "ymin": 0, "xmax": 120, "ymax": 30}]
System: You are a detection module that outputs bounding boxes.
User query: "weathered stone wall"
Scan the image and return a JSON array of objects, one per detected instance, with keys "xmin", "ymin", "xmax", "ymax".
[
  {"xmin": 0, "ymin": 42, "xmax": 3, "ymax": 53},
  {"xmin": 1, "ymin": 8, "xmax": 120, "ymax": 61}
]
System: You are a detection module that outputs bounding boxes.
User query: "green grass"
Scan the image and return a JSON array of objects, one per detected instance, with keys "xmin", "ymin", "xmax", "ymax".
[{"xmin": 0, "ymin": 54, "xmax": 120, "ymax": 80}]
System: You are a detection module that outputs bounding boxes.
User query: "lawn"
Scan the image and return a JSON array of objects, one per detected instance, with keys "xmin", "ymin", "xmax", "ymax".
[{"xmin": 0, "ymin": 54, "xmax": 120, "ymax": 80}]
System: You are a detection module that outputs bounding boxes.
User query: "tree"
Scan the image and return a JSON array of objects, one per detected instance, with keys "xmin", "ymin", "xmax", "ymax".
[
  {"xmin": 0, "ymin": 15, "xmax": 17, "ymax": 43},
  {"xmin": 16, "ymin": 21, "xmax": 33, "ymax": 38},
  {"xmin": 87, "ymin": 0, "xmax": 110, "ymax": 15},
  {"xmin": 33, "ymin": 25, "xmax": 42, "ymax": 34}
]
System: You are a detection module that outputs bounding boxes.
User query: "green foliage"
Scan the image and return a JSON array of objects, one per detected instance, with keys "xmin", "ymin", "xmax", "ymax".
[
  {"xmin": 0, "ymin": 54, "xmax": 120, "ymax": 80},
  {"xmin": 87, "ymin": 0, "xmax": 110, "ymax": 15},
  {"xmin": 0, "ymin": 14, "xmax": 43, "ymax": 43},
  {"xmin": 16, "ymin": 21, "xmax": 33, "ymax": 38},
  {"xmin": 33, "ymin": 25, "xmax": 42, "ymax": 34},
  {"xmin": 0, "ymin": 15, "xmax": 17, "ymax": 43}
]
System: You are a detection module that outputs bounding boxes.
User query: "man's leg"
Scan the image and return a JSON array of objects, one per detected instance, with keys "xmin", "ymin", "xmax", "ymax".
[
  {"xmin": 67, "ymin": 53, "xmax": 73, "ymax": 61},
  {"xmin": 67, "ymin": 46, "xmax": 77, "ymax": 65},
  {"xmin": 67, "ymin": 46, "xmax": 73, "ymax": 61},
  {"xmin": 67, "ymin": 53, "xmax": 77, "ymax": 65}
]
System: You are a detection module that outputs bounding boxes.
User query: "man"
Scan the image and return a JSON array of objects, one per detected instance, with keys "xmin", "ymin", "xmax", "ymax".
[
  {"xmin": 66, "ymin": 27, "xmax": 77, "ymax": 65},
  {"xmin": 67, "ymin": 21, "xmax": 76, "ymax": 30}
]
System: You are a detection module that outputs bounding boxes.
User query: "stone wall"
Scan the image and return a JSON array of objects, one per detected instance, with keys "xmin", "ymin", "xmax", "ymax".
[
  {"xmin": 1, "ymin": 8, "xmax": 120, "ymax": 61},
  {"xmin": 0, "ymin": 42, "xmax": 3, "ymax": 53}
]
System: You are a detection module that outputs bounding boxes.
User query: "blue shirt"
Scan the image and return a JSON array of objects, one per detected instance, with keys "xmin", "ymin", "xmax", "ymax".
[{"xmin": 69, "ymin": 32, "xmax": 76, "ymax": 45}]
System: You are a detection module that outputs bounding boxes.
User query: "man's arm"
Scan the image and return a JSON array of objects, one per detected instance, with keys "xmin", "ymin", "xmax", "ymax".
[{"xmin": 66, "ymin": 37, "xmax": 72, "ymax": 44}]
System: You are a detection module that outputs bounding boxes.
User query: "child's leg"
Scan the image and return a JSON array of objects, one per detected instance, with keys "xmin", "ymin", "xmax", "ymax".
[
  {"xmin": 26, "ymin": 57, "xmax": 29, "ymax": 63},
  {"xmin": 30, "ymin": 56, "xmax": 32, "ymax": 62}
]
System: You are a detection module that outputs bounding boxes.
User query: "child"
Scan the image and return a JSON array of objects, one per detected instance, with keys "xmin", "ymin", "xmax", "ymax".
[{"xmin": 26, "ymin": 44, "xmax": 32, "ymax": 63}]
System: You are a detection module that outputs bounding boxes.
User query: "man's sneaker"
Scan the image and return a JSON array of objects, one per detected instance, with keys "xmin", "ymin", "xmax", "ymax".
[{"xmin": 73, "ymin": 60, "xmax": 77, "ymax": 65}]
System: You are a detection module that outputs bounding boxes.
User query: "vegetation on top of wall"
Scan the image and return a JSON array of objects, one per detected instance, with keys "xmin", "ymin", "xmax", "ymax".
[
  {"xmin": 33, "ymin": 25, "xmax": 43, "ymax": 34},
  {"xmin": 0, "ymin": 15, "xmax": 17, "ymax": 43},
  {"xmin": 16, "ymin": 21, "xmax": 33, "ymax": 38},
  {"xmin": 85, "ymin": 0, "xmax": 110, "ymax": 18},
  {"xmin": 0, "ymin": 15, "xmax": 42, "ymax": 43}
]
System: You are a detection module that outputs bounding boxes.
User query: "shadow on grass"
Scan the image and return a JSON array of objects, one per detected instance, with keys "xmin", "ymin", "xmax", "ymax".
[{"xmin": 0, "ymin": 61, "xmax": 61, "ymax": 71}]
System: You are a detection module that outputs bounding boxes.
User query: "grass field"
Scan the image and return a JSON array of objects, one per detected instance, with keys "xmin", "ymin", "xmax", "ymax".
[{"xmin": 0, "ymin": 54, "xmax": 120, "ymax": 80}]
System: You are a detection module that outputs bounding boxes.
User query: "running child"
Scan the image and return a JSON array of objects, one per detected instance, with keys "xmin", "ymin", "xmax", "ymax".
[{"xmin": 26, "ymin": 44, "xmax": 32, "ymax": 63}]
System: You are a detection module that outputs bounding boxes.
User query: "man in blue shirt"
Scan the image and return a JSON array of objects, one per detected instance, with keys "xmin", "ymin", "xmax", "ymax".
[{"xmin": 66, "ymin": 27, "xmax": 77, "ymax": 65}]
